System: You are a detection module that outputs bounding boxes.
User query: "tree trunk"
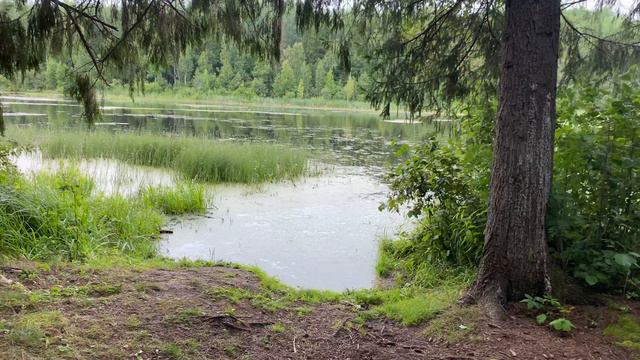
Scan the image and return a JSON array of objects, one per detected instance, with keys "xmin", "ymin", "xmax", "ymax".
[{"xmin": 463, "ymin": 0, "xmax": 561, "ymax": 315}]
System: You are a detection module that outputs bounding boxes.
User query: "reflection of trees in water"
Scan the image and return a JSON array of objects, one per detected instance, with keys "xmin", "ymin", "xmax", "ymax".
[{"xmin": 6, "ymin": 100, "xmax": 439, "ymax": 168}]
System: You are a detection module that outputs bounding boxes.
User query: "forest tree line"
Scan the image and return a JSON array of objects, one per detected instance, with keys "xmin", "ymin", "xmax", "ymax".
[{"xmin": 2, "ymin": 10, "xmax": 369, "ymax": 102}]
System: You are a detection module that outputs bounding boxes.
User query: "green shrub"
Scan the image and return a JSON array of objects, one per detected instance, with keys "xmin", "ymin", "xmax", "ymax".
[
  {"xmin": 382, "ymin": 71, "xmax": 640, "ymax": 296},
  {"xmin": 549, "ymin": 73, "xmax": 640, "ymax": 293},
  {"xmin": 382, "ymin": 135, "xmax": 490, "ymax": 268}
]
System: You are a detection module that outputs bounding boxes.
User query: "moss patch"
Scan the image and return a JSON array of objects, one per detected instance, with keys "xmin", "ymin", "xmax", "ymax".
[
  {"xmin": 604, "ymin": 314, "xmax": 640, "ymax": 351},
  {"xmin": 424, "ymin": 305, "xmax": 485, "ymax": 343}
]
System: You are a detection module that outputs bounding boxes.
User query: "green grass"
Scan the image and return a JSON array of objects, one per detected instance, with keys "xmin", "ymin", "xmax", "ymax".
[
  {"xmin": 160, "ymin": 342, "xmax": 184, "ymax": 359},
  {"xmin": 604, "ymin": 314, "xmax": 640, "ymax": 351},
  {"xmin": 423, "ymin": 305, "xmax": 485, "ymax": 343},
  {"xmin": 271, "ymin": 322, "xmax": 285, "ymax": 333},
  {"xmin": 366, "ymin": 237, "xmax": 474, "ymax": 325},
  {"xmin": 3, "ymin": 310, "xmax": 68, "ymax": 348},
  {"xmin": 11, "ymin": 128, "xmax": 308, "ymax": 184},
  {"xmin": 140, "ymin": 183, "xmax": 208, "ymax": 215},
  {"xmin": 13, "ymin": 87, "xmax": 378, "ymax": 113},
  {"xmin": 375, "ymin": 238, "xmax": 396, "ymax": 277},
  {"xmin": 203, "ymin": 259, "xmax": 467, "ymax": 326},
  {"xmin": 0, "ymin": 168, "xmax": 207, "ymax": 262}
]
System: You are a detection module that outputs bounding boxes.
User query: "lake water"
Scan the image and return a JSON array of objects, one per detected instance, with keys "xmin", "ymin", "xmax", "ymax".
[{"xmin": 3, "ymin": 95, "xmax": 437, "ymax": 291}]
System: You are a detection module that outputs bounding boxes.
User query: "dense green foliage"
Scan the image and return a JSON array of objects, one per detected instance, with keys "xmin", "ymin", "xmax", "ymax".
[
  {"xmin": 12, "ymin": 130, "xmax": 308, "ymax": 184},
  {"xmin": 550, "ymin": 74, "xmax": 640, "ymax": 295},
  {"xmin": 0, "ymin": 169, "xmax": 161, "ymax": 261},
  {"xmin": 382, "ymin": 73, "xmax": 640, "ymax": 296},
  {"xmin": 7, "ymin": 33, "xmax": 367, "ymax": 103},
  {"xmin": 2, "ymin": 2, "xmax": 636, "ymax": 122},
  {"xmin": 0, "ymin": 0, "xmax": 294, "ymax": 130},
  {"xmin": 382, "ymin": 138, "xmax": 488, "ymax": 267}
]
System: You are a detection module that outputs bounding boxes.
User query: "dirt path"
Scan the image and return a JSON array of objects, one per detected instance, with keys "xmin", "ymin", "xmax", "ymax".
[{"xmin": 0, "ymin": 264, "xmax": 637, "ymax": 359}]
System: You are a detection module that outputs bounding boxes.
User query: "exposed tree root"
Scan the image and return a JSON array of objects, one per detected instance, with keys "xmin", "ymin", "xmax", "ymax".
[{"xmin": 461, "ymin": 278, "xmax": 509, "ymax": 322}]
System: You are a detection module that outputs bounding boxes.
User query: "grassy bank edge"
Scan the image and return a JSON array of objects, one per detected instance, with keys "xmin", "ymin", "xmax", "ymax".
[
  {"xmin": 1, "ymin": 252, "xmax": 469, "ymax": 326},
  {"xmin": 2, "ymin": 90, "xmax": 385, "ymax": 114}
]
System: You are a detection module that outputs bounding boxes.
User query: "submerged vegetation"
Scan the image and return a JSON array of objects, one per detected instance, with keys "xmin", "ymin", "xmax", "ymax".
[{"xmin": 10, "ymin": 129, "xmax": 308, "ymax": 184}]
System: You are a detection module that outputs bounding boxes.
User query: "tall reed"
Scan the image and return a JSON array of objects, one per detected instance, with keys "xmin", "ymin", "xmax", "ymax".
[
  {"xmin": 17, "ymin": 130, "xmax": 308, "ymax": 183},
  {"xmin": 0, "ymin": 169, "xmax": 208, "ymax": 261}
]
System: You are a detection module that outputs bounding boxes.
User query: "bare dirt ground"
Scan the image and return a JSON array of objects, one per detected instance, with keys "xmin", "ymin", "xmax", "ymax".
[{"xmin": 0, "ymin": 264, "xmax": 637, "ymax": 360}]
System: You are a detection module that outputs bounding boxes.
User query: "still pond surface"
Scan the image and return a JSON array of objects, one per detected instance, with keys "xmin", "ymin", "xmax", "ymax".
[{"xmin": 3, "ymin": 95, "xmax": 439, "ymax": 291}]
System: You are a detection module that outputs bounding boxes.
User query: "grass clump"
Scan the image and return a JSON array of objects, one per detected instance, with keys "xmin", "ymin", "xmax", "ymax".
[
  {"xmin": 4, "ymin": 311, "xmax": 68, "ymax": 348},
  {"xmin": 271, "ymin": 322, "xmax": 286, "ymax": 333},
  {"xmin": 0, "ymin": 290, "xmax": 47, "ymax": 312},
  {"xmin": 208, "ymin": 286, "xmax": 254, "ymax": 303},
  {"xmin": 139, "ymin": 182, "xmax": 207, "ymax": 215},
  {"xmin": 163, "ymin": 307, "xmax": 206, "ymax": 324},
  {"xmin": 362, "ymin": 238, "xmax": 473, "ymax": 325},
  {"xmin": 86, "ymin": 283, "xmax": 122, "ymax": 297},
  {"xmin": 356, "ymin": 286, "xmax": 460, "ymax": 326},
  {"xmin": 0, "ymin": 166, "xmax": 209, "ymax": 261},
  {"xmin": 160, "ymin": 342, "xmax": 184, "ymax": 359},
  {"xmin": 0, "ymin": 169, "xmax": 163, "ymax": 261},
  {"xmin": 604, "ymin": 315, "xmax": 640, "ymax": 351},
  {"xmin": 223, "ymin": 344, "xmax": 239, "ymax": 356},
  {"xmin": 16, "ymin": 129, "xmax": 308, "ymax": 184},
  {"xmin": 423, "ymin": 305, "xmax": 485, "ymax": 343}
]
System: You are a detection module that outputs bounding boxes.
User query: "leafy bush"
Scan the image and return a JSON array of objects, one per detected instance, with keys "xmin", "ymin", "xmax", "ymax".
[
  {"xmin": 382, "ymin": 100, "xmax": 493, "ymax": 269},
  {"xmin": 383, "ymin": 72, "xmax": 640, "ymax": 296},
  {"xmin": 549, "ymin": 72, "xmax": 640, "ymax": 294},
  {"xmin": 382, "ymin": 138, "xmax": 488, "ymax": 267}
]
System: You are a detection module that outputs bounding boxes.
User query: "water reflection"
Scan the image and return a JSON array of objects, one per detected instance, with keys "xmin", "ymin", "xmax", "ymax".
[
  {"xmin": 3, "ymin": 95, "xmax": 431, "ymax": 290},
  {"xmin": 161, "ymin": 166, "xmax": 408, "ymax": 291},
  {"xmin": 3, "ymin": 95, "xmax": 439, "ymax": 168}
]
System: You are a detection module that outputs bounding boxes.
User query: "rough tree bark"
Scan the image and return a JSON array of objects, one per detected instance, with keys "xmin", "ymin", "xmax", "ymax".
[{"xmin": 463, "ymin": 0, "xmax": 561, "ymax": 316}]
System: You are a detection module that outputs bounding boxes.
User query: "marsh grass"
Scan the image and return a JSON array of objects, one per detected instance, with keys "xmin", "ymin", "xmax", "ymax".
[
  {"xmin": 140, "ymin": 183, "xmax": 208, "ymax": 215},
  {"xmin": 13, "ymin": 129, "xmax": 308, "ymax": 183},
  {"xmin": 0, "ymin": 168, "xmax": 207, "ymax": 262}
]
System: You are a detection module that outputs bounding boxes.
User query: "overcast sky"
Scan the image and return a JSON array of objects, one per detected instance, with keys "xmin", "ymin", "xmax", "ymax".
[{"xmin": 582, "ymin": 0, "xmax": 637, "ymax": 11}]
